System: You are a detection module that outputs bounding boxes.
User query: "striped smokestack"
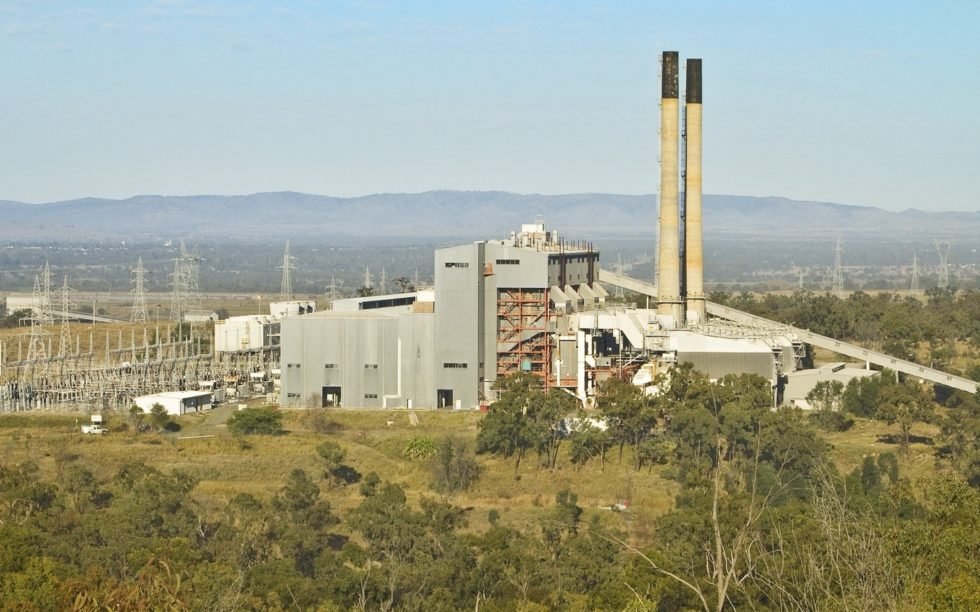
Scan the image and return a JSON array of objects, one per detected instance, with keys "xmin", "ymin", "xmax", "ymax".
[
  {"xmin": 657, "ymin": 51, "xmax": 683, "ymax": 323},
  {"xmin": 684, "ymin": 58, "xmax": 705, "ymax": 323}
]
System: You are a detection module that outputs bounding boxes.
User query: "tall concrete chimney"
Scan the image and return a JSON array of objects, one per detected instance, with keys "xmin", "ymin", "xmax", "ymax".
[
  {"xmin": 657, "ymin": 51, "xmax": 683, "ymax": 323},
  {"xmin": 684, "ymin": 58, "xmax": 705, "ymax": 323}
]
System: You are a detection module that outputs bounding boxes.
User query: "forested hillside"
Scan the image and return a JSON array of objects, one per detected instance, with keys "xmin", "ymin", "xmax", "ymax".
[{"xmin": 1, "ymin": 366, "xmax": 977, "ymax": 610}]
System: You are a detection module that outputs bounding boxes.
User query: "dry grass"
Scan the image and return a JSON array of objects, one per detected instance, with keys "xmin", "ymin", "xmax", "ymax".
[
  {"xmin": 0, "ymin": 407, "xmax": 946, "ymax": 546},
  {"xmin": 821, "ymin": 417, "xmax": 942, "ymax": 483}
]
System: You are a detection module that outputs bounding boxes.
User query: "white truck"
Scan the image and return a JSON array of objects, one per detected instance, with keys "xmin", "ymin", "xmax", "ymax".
[{"xmin": 81, "ymin": 414, "xmax": 107, "ymax": 435}]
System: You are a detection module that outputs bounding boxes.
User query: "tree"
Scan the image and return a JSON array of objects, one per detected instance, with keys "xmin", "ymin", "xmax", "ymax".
[
  {"xmin": 227, "ymin": 407, "xmax": 284, "ymax": 436},
  {"xmin": 429, "ymin": 438, "xmax": 480, "ymax": 494},
  {"xmin": 316, "ymin": 441, "xmax": 361, "ymax": 487},
  {"xmin": 596, "ymin": 378, "xmax": 661, "ymax": 469},
  {"xmin": 806, "ymin": 380, "xmax": 844, "ymax": 411},
  {"xmin": 876, "ymin": 382, "xmax": 933, "ymax": 454},
  {"xmin": 129, "ymin": 405, "xmax": 146, "ymax": 433},
  {"xmin": 477, "ymin": 374, "xmax": 573, "ymax": 474},
  {"xmin": 148, "ymin": 403, "xmax": 171, "ymax": 431},
  {"xmin": 567, "ymin": 424, "xmax": 612, "ymax": 470},
  {"xmin": 937, "ymin": 391, "xmax": 980, "ymax": 484}
]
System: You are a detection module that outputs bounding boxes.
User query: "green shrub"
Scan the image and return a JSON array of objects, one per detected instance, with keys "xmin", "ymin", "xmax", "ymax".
[
  {"xmin": 227, "ymin": 407, "xmax": 284, "ymax": 435},
  {"xmin": 403, "ymin": 437, "xmax": 437, "ymax": 460}
]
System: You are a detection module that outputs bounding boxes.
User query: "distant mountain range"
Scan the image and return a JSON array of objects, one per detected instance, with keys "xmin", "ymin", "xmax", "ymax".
[{"xmin": 1, "ymin": 191, "xmax": 978, "ymax": 242}]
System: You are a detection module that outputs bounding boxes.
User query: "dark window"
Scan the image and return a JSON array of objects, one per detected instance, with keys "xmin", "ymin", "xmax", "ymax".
[
  {"xmin": 324, "ymin": 364, "xmax": 337, "ymax": 369},
  {"xmin": 444, "ymin": 262, "xmax": 470, "ymax": 268},
  {"xmin": 364, "ymin": 364, "xmax": 378, "ymax": 369},
  {"xmin": 443, "ymin": 362, "xmax": 468, "ymax": 369},
  {"xmin": 364, "ymin": 393, "xmax": 378, "ymax": 399},
  {"xmin": 495, "ymin": 258, "xmax": 520, "ymax": 265}
]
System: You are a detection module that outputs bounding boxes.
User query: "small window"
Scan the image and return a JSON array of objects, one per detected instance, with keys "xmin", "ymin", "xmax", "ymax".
[
  {"xmin": 444, "ymin": 262, "xmax": 470, "ymax": 268},
  {"xmin": 324, "ymin": 364, "xmax": 337, "ymax": 369},
  {"xmin": 495, "ymin": 258, "xmax": 520, "ymax": 265},
  {"xmin": 364, "ymin": 393, "xmax": 378, "ymax": 399},
  {"xmin": 287, "ymin": 393, "xmax": 301, "ymax": 398},
  {"xmin": 364, "ymin": 364, "xmax": 378, "ymax": 369},
  {"xmin": 287, "ymin": 363, "xmax": 301, "ymax": 368},
  {"xmin": 443, "ymin": 362, "xmax": 468, "ymax": 369}
]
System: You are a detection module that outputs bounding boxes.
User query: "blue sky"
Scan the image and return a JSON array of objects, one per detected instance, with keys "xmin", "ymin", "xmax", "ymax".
[{"xmin": 1, "ymin": 1, "xmax": 978, "ymax": 211}]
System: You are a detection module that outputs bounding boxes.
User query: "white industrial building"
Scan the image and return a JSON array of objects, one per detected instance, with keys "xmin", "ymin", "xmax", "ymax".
[
  {"xmin": 214, "ymin": 300, "xmax": 317, "ymax": 354},
  {"xmin": 783, "ymin": 362, "xmax": 880, "ymax": 409},
  {"xmin": 133, "ymin": 390, "xmax": 213, "ymax": 416}
]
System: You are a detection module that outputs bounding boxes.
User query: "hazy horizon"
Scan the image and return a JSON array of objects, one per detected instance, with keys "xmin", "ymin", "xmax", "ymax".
[{"xmin": 2, "ymin": 1, "xmax": 978, "ymax": 212}]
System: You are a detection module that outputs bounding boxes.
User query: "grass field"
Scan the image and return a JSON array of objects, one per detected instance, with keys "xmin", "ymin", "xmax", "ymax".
[{"xmin": 0, "ymin": 405, "xmax": 941, "ymax": 547}]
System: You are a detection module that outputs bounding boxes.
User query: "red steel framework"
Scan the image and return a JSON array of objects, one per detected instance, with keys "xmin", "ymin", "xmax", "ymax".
[{"xmin": 496, "ymin": 288, "xmax": 550, "ymax": 387}]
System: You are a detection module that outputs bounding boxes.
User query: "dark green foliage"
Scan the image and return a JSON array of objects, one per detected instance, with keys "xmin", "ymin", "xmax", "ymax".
[
  {"xmin": 476, "ymin": 373, "xmax": 577, "ymax": 472},
  {"xmin": 876, "ymin": 381, "xmax": 934, "ymax": 453},
  {"xmin": 429, "ymin": 438, "xmax": 481, "ymax": 494},
  {"xmin": 567, "ymin": 423, "xmax": 613, "ymax": 470},
  {"xmin": 359, "ymin": 471, "xmax": 381, "ymax": 497},
  {"xmin": 316, "ymin": 441, "xmax": 361, "ymax": 486},
  {"xmin": 227, "ymin": 406, "xmax": 284, "ymax": 435},
  {"xmin": 809, "ymin": 408, "xmax": 855, "ymax": 431},
  {"xmin": 0, "ymin": 309, "xmax": 31, "ymax": 328}
]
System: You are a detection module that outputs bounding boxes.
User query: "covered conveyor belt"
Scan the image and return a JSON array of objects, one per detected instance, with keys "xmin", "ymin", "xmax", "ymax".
[{"xmin": 598, "ymin": 269, "xmax": 978, "ymax": 394}]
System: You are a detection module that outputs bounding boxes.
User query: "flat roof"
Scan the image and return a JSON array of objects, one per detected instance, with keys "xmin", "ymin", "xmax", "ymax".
[{"xmin": 136, "ymin": 391, "xmax": 212, "ymax": 401}]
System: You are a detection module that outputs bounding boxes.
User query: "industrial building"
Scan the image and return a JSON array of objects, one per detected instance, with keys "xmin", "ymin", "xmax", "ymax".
[
  {"xmin": 134, "ymin": 390, "xmax": 213, "ymax": 416},
  {"xmin": 276, "ymin": 51, "xmax": 800, "ymax": 410}
]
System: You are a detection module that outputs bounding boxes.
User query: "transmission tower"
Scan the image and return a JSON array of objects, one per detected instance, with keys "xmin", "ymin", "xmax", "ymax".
[
  {"xmin": 379, "ymin": 266, "xmax": 387, "ymax": 295},
  {"xmin": 910, "ymin": 252, "xmax": 920, "ymax": 295},
  {"xmin": 325, "ymin": 274, "xmax": 342, "ymax": 307},
  {"xmin": 170, "ymin": 241, "xmax": 201, "ymax": 322},
  {"xmin": 614, "ymin": 254, "xmax": 625, "ymax": 298},
  {"xmin": 279, "ymin": 240, "xmax": 294, "ymax": 300},
  {"xmin": 831, "ymin": 237, "xmax": 844, "ymax": 297},
  {"xmin": 26, "ymin": 274, "xmax": 50, "ymax": 362},
  {"xmin": 38, "ymin": 262, "xmax": 54, "ymax": 323},
  {"xmin": 58, "ymin": 276, "xmax": 74, "ymax": 357},
  {"xmin": 936, "ymin": 240, "xmax": 952, "ymax": 290},
  {"xmin": 130, "ymin": 257, "xmax": 148, "ymax": 324},
  {"xmin": 363, "ymin": 266, "xmax": 373, "ymax": 290}
]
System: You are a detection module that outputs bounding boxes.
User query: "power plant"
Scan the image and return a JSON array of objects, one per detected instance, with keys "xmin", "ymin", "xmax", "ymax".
[
  {"xmin": 2, "ymin": 51, "xmax": 977, "ymax": 414},
  {"xmin": 277, "ymin": 50, "xmax": 976, "ymax": 408}
]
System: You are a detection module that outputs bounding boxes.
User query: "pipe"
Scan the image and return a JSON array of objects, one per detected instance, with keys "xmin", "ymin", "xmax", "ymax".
[
  {"xmin": 684, "ymin": 58, "xmax": 706, "ymax": 323},
  {"xmin": 657, "ymin": 51, "xmax": 683, "ymax": 324}
]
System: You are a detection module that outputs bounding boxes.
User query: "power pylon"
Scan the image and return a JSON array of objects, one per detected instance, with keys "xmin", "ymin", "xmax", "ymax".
[
  {"xmin": 170, "ymin": 241, "xmax": 201, "ymax": 322},
  {"xmin": 910, "ymin": 252, "xmax": 920, "ymax": 295},
  {"xmin": 26, "ymin": 274, "xmax": 50, "ymax": 362},
  {"xmin": 325, "ymin": 274, "xmax": 342, "ymax": 307},
  {"xmin": 58, "ymin": 276, "xmax": 74, "ymax": 357},
  {"xmin": 279, "ymin": 240, "xmax": 294, "ymax": 300},
  {"xmin": 363, "ymin": 266, "xmax": 373, "ymax": 290},
  {"xmin": 831, "ymin": 237, "xmax": 844, "ymax": 297},
  {"xmin": 936, "ymin": 240, "xmax": 952, "ymax": 290},
  {"xmin": 130, "ymin": 257, "xmax": 148, "ymax": 324}
]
